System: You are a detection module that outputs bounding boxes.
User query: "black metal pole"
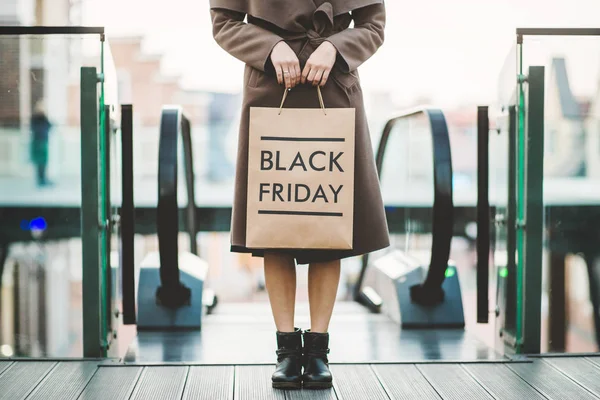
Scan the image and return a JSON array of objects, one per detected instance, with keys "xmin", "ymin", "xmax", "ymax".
[
  {"xmin": 477, "ymin": 106, "xmax": 490, "ymax": 323},
  {"xmin": 0, "ymin": 243, "xmax": 8, "ymax": 335},
  {"xmin": 506, "ymin": 106, "xmax": 518, "ymax": 330},
  {"xmin": 104, "ymin": 105, "xmax": 112, "ymax": 332},
  {"xmin": 181, "ymin": 116, "xmax": 198, "ymax": 256},
  {"xmin": 120, "ymin": 105, "xmax": 136, "ymax": 324}
]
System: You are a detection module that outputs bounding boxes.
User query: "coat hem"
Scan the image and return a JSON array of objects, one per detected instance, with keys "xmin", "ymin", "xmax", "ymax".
[{"xmin": 230, "ymin": 242, "xmax": 390, "ymax": 265}]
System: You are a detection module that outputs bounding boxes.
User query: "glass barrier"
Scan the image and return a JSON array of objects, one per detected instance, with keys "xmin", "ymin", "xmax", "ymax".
[
  {"xmin": 509, "ymin": 32, "xmax": 600, "ymax": 354},
  {"xmin": 103, "ymin": 40, "xmax": 122, "ymax": 355},
  {"xmin": 491, "ymin": 43, "xmax": 518, "ymax": 355},
  {"xmin": 379, "ymin": 112, "xmax": 434, "ymax": 267},
  {"xmin": 490, "ymin": 104, "xmax": 516, "ymax": 355},
  {"xmin": 0, "ymin": 30, "xmax": 105, "ymax": 358},
  {"xmin": 497, "ymin": 42, "xmax": 518, "ymax": 108},
  {"xmin": 527, "ymin": 34, "xmax": 600, "ymax": 354}
]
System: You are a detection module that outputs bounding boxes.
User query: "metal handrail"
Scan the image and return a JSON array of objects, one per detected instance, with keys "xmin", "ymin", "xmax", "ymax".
[
  {"xmin": 354, "ymin": 107, "xmax": 454, "ymax": 307},
  {"xmin": 155, "ymin": 106, "xmax": 198, "ymax": 308}
]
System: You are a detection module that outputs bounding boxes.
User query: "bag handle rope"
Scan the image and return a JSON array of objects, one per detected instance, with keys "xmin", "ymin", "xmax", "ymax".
[{"xmin": 278, "ymin": 86, "xmax": 326, "ymax": 116}]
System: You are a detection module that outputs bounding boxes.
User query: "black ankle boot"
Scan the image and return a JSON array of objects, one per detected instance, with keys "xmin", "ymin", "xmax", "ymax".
[
  {"xmin": 272, "ymin": 328, "xmax": 303, "ymax": 389},
  {"xmin": 302, "ymin": 330, "xmax": 333, "ymax": 389}
]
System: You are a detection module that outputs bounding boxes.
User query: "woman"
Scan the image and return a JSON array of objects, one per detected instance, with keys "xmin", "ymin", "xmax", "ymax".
[{"xmin": 209, "ymin": 0, "xmax": 389, "ymax": 389}]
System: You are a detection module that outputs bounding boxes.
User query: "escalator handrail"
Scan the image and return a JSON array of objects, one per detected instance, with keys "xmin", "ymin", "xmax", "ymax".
[
  {"xmin": 355, "ymin": 107, "xmax": 454, "ymax": 302},
  {"xmin": 157, "ymin": 106, "xmax": 198, "ymax": 294}
]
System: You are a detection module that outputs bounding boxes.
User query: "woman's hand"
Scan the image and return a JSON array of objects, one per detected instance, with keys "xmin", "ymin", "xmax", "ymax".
[
  {"xmin": 302, "ymin": 41, "xmax": 337, "ymax": 86},
  {"xmin": 270, "ymin": 41, "xmax": 301, "ymax": 88}
]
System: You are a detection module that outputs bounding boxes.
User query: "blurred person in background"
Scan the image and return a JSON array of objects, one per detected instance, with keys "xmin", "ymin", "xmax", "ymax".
[{"xmin": 30, "ymin": 100, "xmax": 53, "ymax": 187}]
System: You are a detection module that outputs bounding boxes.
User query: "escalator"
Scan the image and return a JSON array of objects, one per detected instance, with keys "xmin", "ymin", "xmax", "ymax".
[
  {"xmin": 121, "ymin": 105, "xmax": 500, "ymax": 363},
  {"xmin": 355, "ymin": 108, "xmax": 459, "ymax": 328}
]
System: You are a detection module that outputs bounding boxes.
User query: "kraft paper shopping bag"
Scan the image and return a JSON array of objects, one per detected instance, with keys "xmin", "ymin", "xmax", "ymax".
[{"xmin": 246, "ymin": 87, "xmax": 355, "ymax": 250}]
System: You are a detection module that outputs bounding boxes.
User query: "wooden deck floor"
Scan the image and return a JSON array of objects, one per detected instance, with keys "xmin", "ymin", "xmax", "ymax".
[
  {"xmin": 124, "ymin": 302, "xmax": 501, "ymax": 364},
  {"xmin": 1, "ymin": 356, "xmax": 600, "ymax": 399}
]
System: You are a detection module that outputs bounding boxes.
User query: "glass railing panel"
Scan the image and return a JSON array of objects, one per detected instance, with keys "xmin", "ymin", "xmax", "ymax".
[
  {"xmin": 497, "ymin": 42, "xmax": 518, "ymax": 107},
  {"xmin": 490, "ymin": 105, "xmax": 516, "ymax": 355},
  {"xmin": 379, "ymin": 111, "xmax": 434, "ymax": 267},
  {"xmin": 520, "ymin": 33, "xmax": 600, "ymax": 353},
  {"xmin": 0, "ymin": 31, "xmax": 103, "ymax": 358},
  {"xmin": 102, "ymin": 39, "xmax": 122, "ymax": 354}
]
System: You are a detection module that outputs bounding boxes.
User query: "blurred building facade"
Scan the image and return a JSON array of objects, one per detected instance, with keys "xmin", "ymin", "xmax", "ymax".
[
  {"xmin": 585, "ymin": 70, "xmax": 600, "ymax": 179},
  {"xmin": 545, "ymin": 58, "xmax": 587, "ymax": 177},
  {"xmin": 0, "ymin": 0, "xmax": 83, "ymax": 358}
]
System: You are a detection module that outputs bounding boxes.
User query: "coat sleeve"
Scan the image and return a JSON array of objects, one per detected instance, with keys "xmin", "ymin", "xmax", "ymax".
[
  {"xmin": 210, "ymin": 8, "xmax": 284, "ymax": 72},
  {"xmin": 325, "ymin": 4, "xmax": 385, "ymax": 73}
]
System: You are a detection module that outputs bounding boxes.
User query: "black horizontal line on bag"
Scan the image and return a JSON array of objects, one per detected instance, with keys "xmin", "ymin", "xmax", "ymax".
[
  {"xmin": 258, "ymin": 210, "xmax": 343, "ymax": 217},
  {"xmin": 260, "ymin": 136, "xmax": 345, "ymax": 142}
]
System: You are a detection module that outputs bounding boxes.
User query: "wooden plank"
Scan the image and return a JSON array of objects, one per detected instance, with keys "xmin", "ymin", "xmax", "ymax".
[
  {"xmin": 234, "ymin": 366, "xmax": 285, "ymax": 400},
  {"xmin": 543, "ymin": 358, "xmax": 600, "ymax": 395},
  {"xmin": 372, "ymin": 364, "xmax": 440, "ymax": 400},
  {"xmin": 330, "ymin": 365, "xmax": 388, "ymax": 400},
  {"xmin": 129, "ymin": 366, "xmax": 188, "ymax": 400},
  {"xmin": 286, "ymin": 388, "xmax": 336, "ymax": 400},
  {"xmin": 0, "ymin": 361, "xmax": 13, "ymax": 376},
  {"xmin": 182, "ymin": 366, "xmax": 234, "ymax": 400},
  {"xmin": 77, "ymin": 366, "xmax": 142, "ymax": 400},
  {"xmin": 417, "ymin": 364, "xmax": 494, "ymax": 399},
  {"xmin": 587, "ymin": 357, "xmax": 600, "ymax": 368},
  {"xmin": 0, "ymin": 362, "xmax": 56, "ymax": 400},
  {"xmin": 26, "ymin": 361, "xmax": 98, "ymax": 400},
  {"xmin": 462, "ymin": 364, "xmax": 546, "ymax": 399},
  {"xmin": 286, "ymin": 383, "xmax": 336, "ymax": 400},
  {"xmin": 509, "ymin": 360, "xmax": 598, "ymax": 399}
]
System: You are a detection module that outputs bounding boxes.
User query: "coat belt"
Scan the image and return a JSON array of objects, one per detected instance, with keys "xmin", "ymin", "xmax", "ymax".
[{"xmin": 306, "ymin": 29, "xmax": 327, "ymax": 46}]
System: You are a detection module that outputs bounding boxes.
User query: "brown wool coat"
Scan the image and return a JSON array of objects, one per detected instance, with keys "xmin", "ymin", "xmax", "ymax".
[{"xmin": 209, "ymin": 0, "xmax": 390, "ymax": 264}]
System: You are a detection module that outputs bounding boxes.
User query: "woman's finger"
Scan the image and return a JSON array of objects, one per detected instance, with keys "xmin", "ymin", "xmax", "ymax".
[
  {"xmin": 275, "ymin": 64, "xmax": 283, "ymax": 85},
  {"xmin": 306, "ymin": 66, "xmax": 317, "ymax": 85},
  {"xmin": 283, "ymin": 68, "xmax": 292, "ymax": 88},
  {"xmin": 319, "ymin": 68, "xmax": 331, "ymax": 87},
  {"xmin": 287, "ymin": 62, "xmax": 298, "ymax": 88},
  {"xmin": 301, "ymin": 64, "xmax": 311, "ymax": 84},
  {"xmin": 293, "ymin": 63, "xmax": 301, "ymax": 86},
  {"xmin": 313, "ymin": 69, "xmax": 324, "ymax": 86}
]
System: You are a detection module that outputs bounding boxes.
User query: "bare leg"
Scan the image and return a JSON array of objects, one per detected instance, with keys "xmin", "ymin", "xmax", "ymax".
[
  {"xmin": 264, "ymin": 252, "xmax": 297, "ymax": 332},
  {"xmin": 308, "ymin": 259, "xmax": 341, "ymax": 332}
]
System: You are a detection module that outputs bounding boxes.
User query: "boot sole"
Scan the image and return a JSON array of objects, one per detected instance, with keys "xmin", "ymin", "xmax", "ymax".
[
  {"xmin": 303, "ymin": 381, "xmax": 333, "ymax": 389},
  {"xmin": 272, "ymin": 381, "xmax": 302, "ymax": 390}
]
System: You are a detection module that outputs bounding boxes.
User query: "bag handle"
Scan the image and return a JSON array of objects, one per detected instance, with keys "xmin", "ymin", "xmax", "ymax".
[{"xmin": 278, "ymin": 86, "xmax": 327, "ymax": 116}]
